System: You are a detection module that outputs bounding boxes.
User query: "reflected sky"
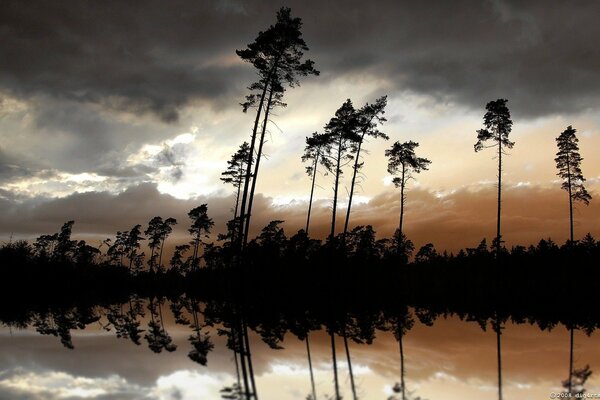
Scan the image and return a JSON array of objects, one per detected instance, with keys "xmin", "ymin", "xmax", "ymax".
[{"xmin": 2, "ymin": 306, "xmax": 600, "ymax": 400}]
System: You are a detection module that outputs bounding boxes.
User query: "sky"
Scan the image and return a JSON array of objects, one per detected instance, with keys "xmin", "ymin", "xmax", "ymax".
[{"xmin": 1, "ymin": 0, "xmax": 600, "ymax": 252}]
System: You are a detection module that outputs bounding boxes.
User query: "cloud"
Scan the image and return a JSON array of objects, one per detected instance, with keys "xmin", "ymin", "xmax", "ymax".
[
  {"xmin": 1, "ymin": 182, "xmax": 598, "ymax": 253},
  {"xmin": 2, "ymin": 0, "xmax": 600, "ymax": 124}
]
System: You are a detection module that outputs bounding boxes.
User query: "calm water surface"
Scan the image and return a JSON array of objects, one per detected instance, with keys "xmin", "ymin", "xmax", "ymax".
[{"xmin": 1, "ymin": 297, "xmax": 599, "ymax": 400}]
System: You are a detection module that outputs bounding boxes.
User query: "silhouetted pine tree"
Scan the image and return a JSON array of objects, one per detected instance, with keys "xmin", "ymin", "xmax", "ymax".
[
  {"xmin": 301, "ymin": 132, "xmax": 331, "ymax": 235},
  {"xmin": 555, "ymin": 126, "xmax": 592, "ymax": 243},
  {"xmin": 236, "ymin": 7, "xmax": 318, "ymax": 251},
  {"xmin": 221, "ymin": 142, "xmax": 251, "ymax": 243},
  {"xmin": 385, "ymin": 141, "xmax": 430, "ymax": 253},
  {"xmin": 343, "ymin": 96, "xmax": 388, "ymax": 239},
  {"xmin": 322, "ymin": 99, "xmax": 361, "ymax": 241},
  {"xmin": 474, "ymin": 99, "xmax": 514, "ymax": 257},
  {"xmin": 188, "ymin": 205, "xmax": 214, "ymax": 270}
]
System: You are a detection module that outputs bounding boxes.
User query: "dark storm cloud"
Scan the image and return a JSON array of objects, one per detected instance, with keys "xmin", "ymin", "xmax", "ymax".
[{"xmin": 2, "ymin": 0, "xmax": 600, "ymax": 122}]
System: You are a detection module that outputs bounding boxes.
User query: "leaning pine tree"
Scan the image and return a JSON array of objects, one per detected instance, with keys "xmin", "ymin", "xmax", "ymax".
[
  {"xmin": 474, "ymin": 99, "xmax": 514, "ymax": 257},
  {"xmin": 555, "ymin": 125, "xmax": 591, "ymax": 243},
  {"xmin": 343, "ymin": 96, "xmax": 389, "ymax": 239},
  {"xmin": 236, "ymin": 7, "xmax": 318, "ymax": 250}
]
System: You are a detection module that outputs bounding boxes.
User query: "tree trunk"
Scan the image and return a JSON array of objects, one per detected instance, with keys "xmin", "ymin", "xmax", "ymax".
[
  {"xmin": 496, "ymin": 319, "xmax": 503, "ymax": 400},
  {"xmin": 237, "ymin": 60, "xmax": 279, "ymax": 253},
  {"xmin": 306, "ymin": 335, "xmax": 317, "ymax": 400},
  {"xmin": 158, "ymin": 237, "xmax": 165, "ymax": 271},
  {"xmin": 496, "ymin": 136, "xmax": 502, "ymax": 258},
  {"xmin": 343, "ymin": 331, "xmax": 358, "ymax": 400},
  {"xmin": 567, "ymin": 152, "xmax": 573, "ymax": 242},
  {"xmin": 237, "ymin": 86, "xmax": 269, "ymax": 252},
  {"xmin": 330, "ymin": 136, "xmax": 344, "ymax": 240},
  {"xmin": 343, "ymin": 133, "xmax": 365, "ymax": 238},
  {"xmin": 568, "ymin": 326, "xmax": 574, "ymax": 393},
  {"xmin": 331, "ymin": 331, "xmax": 341, "ymax": 400},
  {"xmin": 398, "ymin": 165, "xmax": 406, "ymax": 254},
  {"xmin": 235, "ymin": 321, "xmax": 251, "ymax": 399},
  {"xmin": 242, "ymin": 320, "xmax": 258, "ymax": 400},
  {"xmin": 306, "ymin": 153, "xmax": 320, "ymax": 235},
  {"xmin": 243, "ymin": 85, "xmax": 275, "ymax": 247},
  {"xmin": 399, "ymin": 332, "xmax": 406, "ymax": 400}
]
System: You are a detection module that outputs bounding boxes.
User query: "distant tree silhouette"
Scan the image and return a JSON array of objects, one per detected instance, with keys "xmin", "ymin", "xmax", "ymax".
[
  {"xmin": 474, "ymin": 99, "xmax": 514, "ymax": 257},
  {"xmin": 54, "ymin": 221, "xmax": 76, "ymax": 262},
  {"xmin": 302, "ymin": 132, "xmax": 331, "ymax": 235},
  {"xmin": 188, "ymin": 205, "xmax": 214, "ymax": 270},
  {"xmin": 221, "ymin": 142, "xmax": 251, "ymax": 243},
  {"xmin": 322, "ymin": 99, "xmax": 361, "ymax": 240},
  {"xmin": 385, "ymin": 141, "xmax": 430, "ymax": 253},
  {"xmin": 122, "ymin": 225, "xmax": 144, "ymax": 272},
  {"xmin": 343, "ymin": 96, "xmax": 388, "ymax": 239},
  {"xmin": 146, "ymin": 217, "xmax": 163, "ymax": 272},
  {"xmin": 555, "ymin": 126, "xmax": 592, "ymax": 243},
  {"xmin": 415, "ymin": 243, "xmax": 438, "ymax": 264},
  {"xmin": 236, "ymin": 7, "xmax": 318, "ymax": 251}
]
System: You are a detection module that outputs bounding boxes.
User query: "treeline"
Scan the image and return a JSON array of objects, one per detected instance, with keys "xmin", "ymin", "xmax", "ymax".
[{"xmin": 3, "ymin": 216, "xmax": 600, "ymax": 309}]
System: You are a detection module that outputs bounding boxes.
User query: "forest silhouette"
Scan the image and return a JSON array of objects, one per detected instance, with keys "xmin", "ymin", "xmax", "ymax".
[{"xmin": 1, "ymin": 6, "xmax": 598, "ymax": 400}]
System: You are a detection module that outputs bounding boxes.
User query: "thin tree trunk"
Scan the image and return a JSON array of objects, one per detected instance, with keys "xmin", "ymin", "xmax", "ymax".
[
  {"xmin": 243, "ymin": 85, "xmax": 275, "ymax": 247},
  {"xmin": 330, "ymin": 331, "xmax": 340, "ymax": 400},
  {"xmin": 496, "ymin": 137, "xmax": 502, "ymax": 258},
  {"xmin": 343, "ymin": 134, "xmax": 365, "ymax": 238},
  {"xmin": 306, "ymin": 335, "xmax": 317, "ymax": 400},
  {"xmin": 237, "ymin": 86, "xmax": 268, "ymax": 252},
  {"xmin": 568, "ymin": 326, "xmax": 574, "ymax": 393},
  {"xmin": 306, "ymin": 154, "xmax": 319, "ymax": 235},
  {"xmin": 496, "ymin": 319, "xmax": 503, "ymax": 400},
  {"xmin": 235, "ymin": 322, "xmax": 251, "ymax": 399},
  {"xmin": 330, "ymin": 137, "xmax": 344, "ymax": 240},
  {"xmin": 149, "ymin": 246, "xmax": 155, "ymax": 273},
  {"xmin": 237, "ymin": 60, "xmax": 279, "ymax": 252},
  {"xmin": 242, "ymin": 320, "xmax": 258, "ymax": 400},
  {"xmin": 399, "ymin": 166, "xmax": 406, "ymax": 236},
  {"xmin": 343, "ymin": 331, "xmax": 358, "ymax": 400},
  {"xmin": 399, "ymin": 333, "xmax": 406, "ymax": 400},
  {"xmin": 398, "ymin": 166, "xmax": 406, "ymax": 254},
  {"xmin": 158, "ymin": 237, "xmax": 165, "ymax": 271},
  {"xmin": 567, "ymin": 152, "xmax": 573, "ymax": 242}
]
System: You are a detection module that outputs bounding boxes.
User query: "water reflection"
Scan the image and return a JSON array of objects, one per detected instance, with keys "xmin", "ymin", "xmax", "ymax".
[{"xmin": 1, "ymin": 296, "xmax": 600, "ymax": 400}]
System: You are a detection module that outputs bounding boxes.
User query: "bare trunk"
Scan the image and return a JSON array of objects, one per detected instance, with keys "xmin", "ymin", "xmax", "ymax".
[
  {"xmin": 306, "ymin": 153, "xmax": 319, "ymax": 235},
  {"xmin": 306, "ymin": 335, "xmax": 317, "ymax": 400},
  {"xmin": 331, "ymin": 331, "xmax": 341, "ymax": 400},
  {"xmin": 343, "ymin": 331, "xmax": 358, "ymax": 400},
  {"xmin": 235, "ymin": 322, "xmax": 251, "ymax": 399},
  {"xmin": 496, "ymin": 319, "xmax": 503, "ymax": 400},
  {"xmin": 238, "ymin": 60, "xmax": 279, "ymax": 252},
  {"xmin": 330, "ymin": 136, "xmax": 344, "ymax": 240},
  {"xmin": 568, "ymin": 326, "xmax": 574, "ymax": 393},
  {"xmin": 242, "ymin": 320, "xmax": 258, "ymax": 399},
  {"xmin": 237, "ymin": 85, "xmax": 269, "ymax": 252},
  {"xmin": 243, "ymin": 85, "xmax": 275, "ymax": 247},
  {"xmin": 399, "ymin": 332, "xmax": 406, "ymax": 400},
  {"xmin": 496, "ymin": 137, "xmax": 502, "ymax": 257},
  {"xmin": 567, "ymin": 152, "xmax": 574, "ymax": 242},
  {"xmin": 398, "ymin": 165, "xmax": 406, "ymax": 254},
  {"xmin": 158, "ymin": 237, "xmax": 165, "ymax": 271},
  {"xmin": 343, "ymin": 134, "xmax": 365, "ymax": 238}
]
